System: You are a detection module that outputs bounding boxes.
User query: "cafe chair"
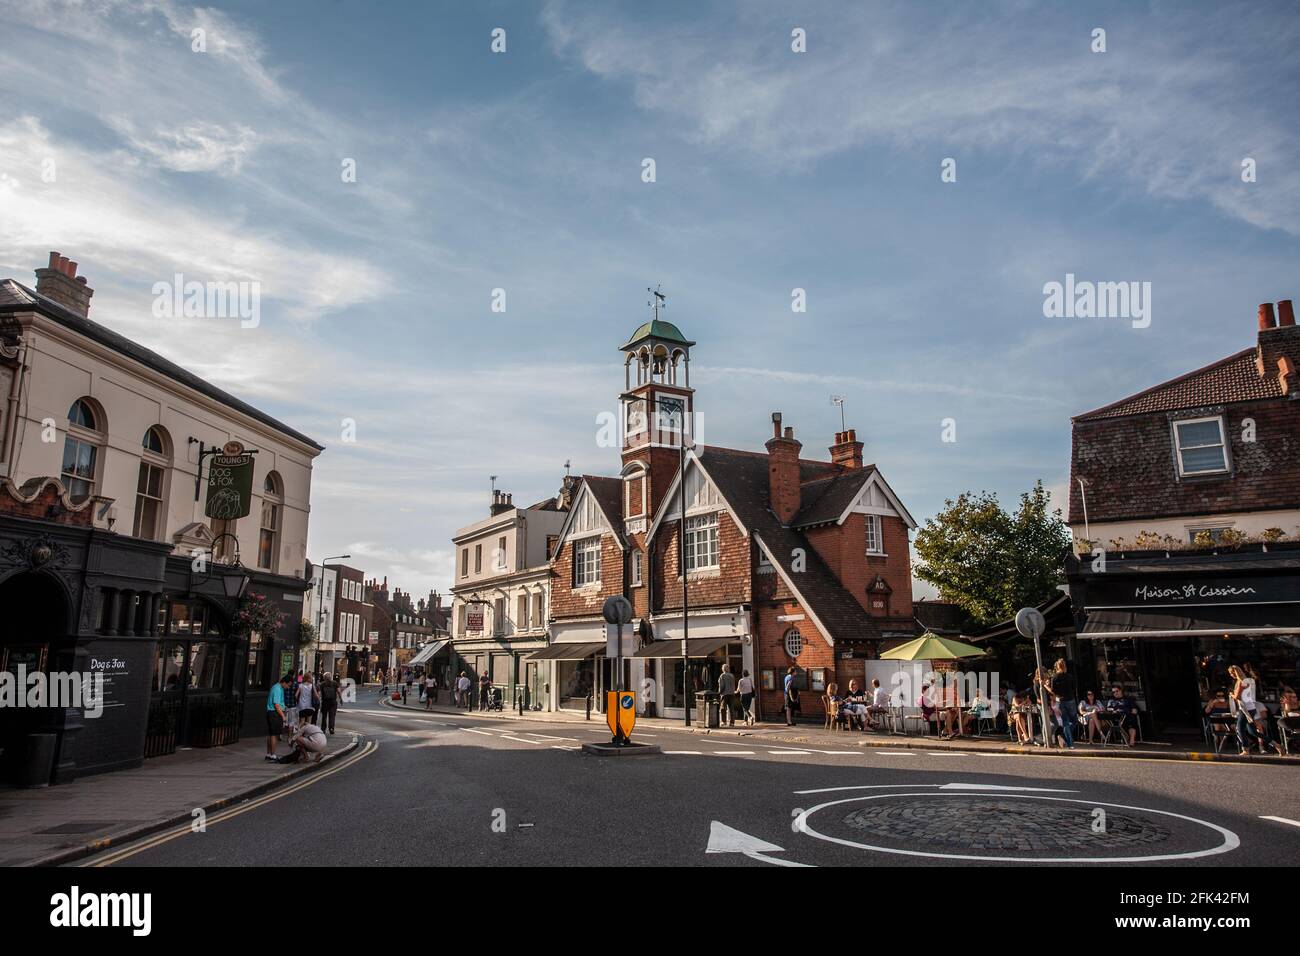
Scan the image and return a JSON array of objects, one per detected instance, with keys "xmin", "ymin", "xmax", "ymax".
[
  {"xmin": 822, "ymin": 696, "xmax": 849, "ymax": 732},
  {"xmin": 900, "ymin": 706, "xmax": 929, "ymax": 736},
  {"xmin": 1278, "ymin": 716, "xmax": 1300, "ymax": 756},
  {"xmin": 1203, "ymin": 713, "xmax": 1236, "ymax": 754}
]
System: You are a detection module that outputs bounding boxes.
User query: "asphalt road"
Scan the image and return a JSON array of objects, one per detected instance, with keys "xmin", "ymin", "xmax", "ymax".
[{"xmin": 81, "ymin": 696, "xmax": 1300, "ymax": 868}]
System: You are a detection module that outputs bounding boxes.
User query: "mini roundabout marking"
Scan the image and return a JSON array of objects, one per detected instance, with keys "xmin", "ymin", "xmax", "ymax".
[{"xmin": 789, "ymin": 783, "xmax": 1240, "ymax": 865}]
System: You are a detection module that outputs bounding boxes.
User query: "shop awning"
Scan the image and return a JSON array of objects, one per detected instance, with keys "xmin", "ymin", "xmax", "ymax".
[
  {"xmin": 1080, "ymin": 605, "xmax": 1300, "ymax": 639},
  {"xmin": 526, "ymin": 642, "xmax": 604, "ymax": 660},
  {"xmin": 633, "ymin": 637, "xmax": 732, "ymax": 658},
  {"xmin": 406, "ymin": 640, "xmax": 448, "ymax": 666}
]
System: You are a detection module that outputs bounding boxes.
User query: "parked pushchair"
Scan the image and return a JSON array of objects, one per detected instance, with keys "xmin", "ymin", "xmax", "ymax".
[{"xmin": 483, "ymin": 686, "xmax": 504, "ymax": 711}]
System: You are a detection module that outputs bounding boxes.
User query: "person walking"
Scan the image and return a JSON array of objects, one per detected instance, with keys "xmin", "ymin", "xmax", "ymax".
[
  {"xmin": 736, "ymin": 669, "xmax": 755, "ymax": 726},
  {"xmin": 1045, "ymin": 659, "xmax": 1077, "ymax": 749},
  {"xmin": 717, "ymin": 663, "xmax": 738, "ymax": 727},
  {"xmin": 265, "ymin": 673, "xmax": 292, "ymax": 761},
  {"xmin": 456, "ymin": 671, "xmax": 472, "ymax": 709},
  {"xmin": 296, "ymin": 670, "xmax": 319, "ymax": 726},
  {"xmin": 318, "ymin": 672, "xmax": 340, "ymax": 734},
  {"xmin": 1230, "ymin": 664, "xmax": 1261, "ymax": 756},
  {"xmin": 424, "ymin": 672, "xmax": 438, "ymax": 710},
  {"xmin": 783, "ymin": 667, "xmax": 800, "ymax": 726},
  {"xmin": 479, "ymin": 673, "xmax": 492, "ymax": 710}
]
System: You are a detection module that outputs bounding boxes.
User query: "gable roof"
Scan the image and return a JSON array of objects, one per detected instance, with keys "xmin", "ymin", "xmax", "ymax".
[
  {"xmin": 1073, "ymin": 348, "xmax": 1278, "ymax": 422},
  {"xmin": 552, "ymin": 475, "xmax": 625, "ymax": 550},
  {"xmin": 0, "ymin": 278, "xmax": 323, "ymax": 451},
  {"xmin": 692, "ymin": 447, "xmax": 889, "ymax": 645}
]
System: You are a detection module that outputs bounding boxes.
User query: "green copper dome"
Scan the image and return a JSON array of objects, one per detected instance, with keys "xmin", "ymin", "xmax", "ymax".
[{"xmin": 620, "ymin": 318, "xmax": 695, "ymax": 351}]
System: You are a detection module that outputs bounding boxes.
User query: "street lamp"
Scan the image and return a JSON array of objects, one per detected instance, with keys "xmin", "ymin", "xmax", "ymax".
[{"xmin": 222, "ymin": 567, "xmax": 251, "ymax": 600}]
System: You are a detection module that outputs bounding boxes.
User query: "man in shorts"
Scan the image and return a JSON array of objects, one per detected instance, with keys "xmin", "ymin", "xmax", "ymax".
[{"xmin": 266, "ymin": 673, "xmax": 292, "ymax": 761}]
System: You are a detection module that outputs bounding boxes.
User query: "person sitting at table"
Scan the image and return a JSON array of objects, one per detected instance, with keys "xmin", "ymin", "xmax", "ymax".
[
  {"xmin": 918, "ymin": 681, "xmax": 938, "ymax": 733},
  {"xmin": 1204, "ymin": 689, "xmax": 1232, "ymax": 717},
  {"xmin": 1078, "ymin": 690, "xmax": 1105, "ymax": 743},
  {"xmin": 826, "ymin": 682, "xmax": 848, "ymax": 727},
  {"xmin": 868, "ymin": 678, "xmax": 891, "ymax": 725},
  {"xmin": 841, "ymin": 679, "xmax": 870, "ymax": 730},
  {"xmin": 1280, "ymin": 685, "xmax": 1300, "ymax": 717},
  {"xmin": 935, "ymin": 678, "xmax": 972, "ymax": 738},
  {"xmin": 1104, "ymin": 685, "xmax": 1140, "ymax": 746},
  {"xmin": 1009, "ymin": 689, "xmax": 1035, "ymax": 744},
  {"xmin": 968, "ymin": 687, "xmax": 993, "ymax": 726}
]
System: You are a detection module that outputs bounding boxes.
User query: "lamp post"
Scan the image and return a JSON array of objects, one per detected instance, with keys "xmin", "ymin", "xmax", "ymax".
[
  {"xmin": 679, "ymin": 427, "xmax": 692, "ymax": 727},
  {"xmin": 314, "ymin": 554, "xmax": 351, "ymax": 676}
]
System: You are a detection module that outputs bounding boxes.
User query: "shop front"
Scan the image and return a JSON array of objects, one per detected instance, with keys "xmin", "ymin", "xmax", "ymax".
[{"xmin": 1067, "ymin": 546, "xmax": 1300, "ymax": 738}]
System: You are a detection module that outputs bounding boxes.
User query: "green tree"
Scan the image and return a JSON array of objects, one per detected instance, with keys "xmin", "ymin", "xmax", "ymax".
[{"xmin": 912, "ymin": 481, "xmax": 1070, "ymax": 627}]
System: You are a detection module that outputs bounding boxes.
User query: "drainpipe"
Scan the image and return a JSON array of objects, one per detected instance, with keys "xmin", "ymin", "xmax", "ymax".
[{"xmin": 2, "ymin": 332, "xmax": 30, "ymax": 478}]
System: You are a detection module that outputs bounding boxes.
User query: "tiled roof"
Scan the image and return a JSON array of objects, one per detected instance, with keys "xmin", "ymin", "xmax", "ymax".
[
  {"xmin": 792, "ymin": 467, "xmax": 875, "ymax": 527},
  {"xmin": 0, "ymin": 278, "xmax": 323, "ymax": 450},
  {"xmin": 695, "ymin": 447, "xmax": 883, "ymax": 643},
  {"xmin": 582, "ymin": 474, "xmax": 626, "ymax": 546},
  {"xmin": 1073, "ymin": 348, "xmax": 1278, "ymax": 422}
]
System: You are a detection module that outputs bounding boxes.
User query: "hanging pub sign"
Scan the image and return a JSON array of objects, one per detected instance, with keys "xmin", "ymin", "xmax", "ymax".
[{"xmin": 205, "ymin": 440, "xmax": 255, "ymax": 520}]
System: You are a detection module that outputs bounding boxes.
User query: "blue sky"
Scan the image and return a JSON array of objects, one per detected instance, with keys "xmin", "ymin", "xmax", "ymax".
[{"xmin": 2, "ymin": 0, "xmax": 1298, "ymax": 598}]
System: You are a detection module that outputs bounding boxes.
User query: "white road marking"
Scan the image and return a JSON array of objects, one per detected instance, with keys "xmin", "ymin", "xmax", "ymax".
[
  {"xmin": 768, "ymin": 749, "xmax": 813, "ymax": 755},
  {"xmin": 872, "ymin": 751, "xmax": 916, "ymax": 756},
  {"xmin": 551, "ymin": 745, "xmax": 579, "ymax": 751},
  {"xmin": 711, "ymin": 750, "xmax": 756, "ymax": 756},
  {"xmin": 461, "ymin": 728, "xmax": 494, "ymax": 736},
  {"xmin": 500, "ymin": 735, "xmax": 545, "ymax": 744},
  {"xmin": 1261, "ymin": 815, "xmax": 1300, "ymax": 829},
  {"xmin": 707, "ymin": 821, "xmax": 812, "ymax": 868},
  {"xmin": 794, "ymin": 783, "xmax": 1080, "ymax": 795},
  {"xmin": 813, "ymin": 750, "xmax": 858, "ymax": 755},
  {"xmin": 524, "ymin": 733, "xmax": 576, "ymax": 741},
  {"xmin": 794, "ymin": 793, "xmax": 1240, "ymax": 863},
  {"xmin": 664, "ymin": 750, "xmax": 703, "ymax": 755}
]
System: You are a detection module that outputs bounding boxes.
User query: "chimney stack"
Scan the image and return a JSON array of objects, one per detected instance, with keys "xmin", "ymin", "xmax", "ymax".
[
  {"xmin": 765, "ymin": 412, "xmax": 802, "ymax": 524},
  {"xmin": 1279, "ymin": 299, "xmax": 1296, "ymax": 327},
  {"xmin": 829, "ymin": 428, "xmax": 864, "ymax": 469},
  {"xmin": 34, "ymin": 251, "xmax": 95, "ymax": 317},
  {"xmin": 491, "ymin": 489, "xmax": 513, "ymax": 516}
]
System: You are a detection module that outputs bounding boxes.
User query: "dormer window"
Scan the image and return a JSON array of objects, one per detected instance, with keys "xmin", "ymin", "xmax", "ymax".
[
  {"xmin": 684, "ymin": 513, "xmax": 719, "ymax": 570},
  {"xmin": 1173, "ymin": 417, "xmax": 1229, "ymax": 477},
  {"xmin": 574, "ymin": 538, "xmax": 601, "ymax": 586}
]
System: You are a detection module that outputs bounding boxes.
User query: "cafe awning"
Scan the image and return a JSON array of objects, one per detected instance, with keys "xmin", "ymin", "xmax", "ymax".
[
  {"xmin": 1080, "ymin": 605, "xmax": 1300, "ymax": 639},
  {"xmin": 633, "ymin": 637, "xmax": 731, "ymax": 658},
  {"xmin": 406, "ymin": 640, "xmax": 448, "ymax": 667},
  {"xmin": 526, "ymin": 642, "xmax": 605, "ymax": 660}
]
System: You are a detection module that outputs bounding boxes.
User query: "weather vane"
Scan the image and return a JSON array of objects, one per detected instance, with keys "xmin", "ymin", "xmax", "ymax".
[
  {"xmin": 831, "ymin": 394, "xmax": 846, "ymax": 431},
  {"xmin": 646, "ymin": 284, "xmax": 667, "ymax": 321}
]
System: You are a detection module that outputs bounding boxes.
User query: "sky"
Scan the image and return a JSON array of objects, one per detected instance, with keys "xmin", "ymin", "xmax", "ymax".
[{"xmin": 1, "ymin": 0, "xmax": 1298, "ymax": 600}]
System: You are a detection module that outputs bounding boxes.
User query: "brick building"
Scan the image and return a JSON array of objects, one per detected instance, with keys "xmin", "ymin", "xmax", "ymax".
[
  {"xmin": 540, "ymin": 315, "xmax": 918, "ymax": 720},
  {"xmin": 1065, "ymin": 298, "xmax": 1300, "ymax": 736}
]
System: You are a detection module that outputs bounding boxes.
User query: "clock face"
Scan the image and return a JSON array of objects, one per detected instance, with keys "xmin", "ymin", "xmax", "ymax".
[
  {"xmin": 656, "ymin": 396, "xmax": 684, "ymax": 431},
  {"xmin": 626, "ymin": 400, "xmax": 647, "ymax": 435}
]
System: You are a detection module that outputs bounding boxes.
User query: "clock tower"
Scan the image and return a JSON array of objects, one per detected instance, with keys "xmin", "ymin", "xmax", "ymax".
[{"xmin": 618, "ymin": 293, "xmax": 695, "ymax": 538}]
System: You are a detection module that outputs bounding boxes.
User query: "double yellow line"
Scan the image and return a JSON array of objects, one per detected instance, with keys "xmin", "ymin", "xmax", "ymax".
[{"xmin": 82, "ymin": 739, "xmax": 378, "ymax": 866}]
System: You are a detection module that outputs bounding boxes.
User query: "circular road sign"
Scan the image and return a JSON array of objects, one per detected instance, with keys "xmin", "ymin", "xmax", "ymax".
[
  {"xmin": 1014, "ymin": 607, "xmax": 1046, "ymax": 641},
  {"xmin": 602, "ymin": 595, "xmax": 634, "ymax": 625}
]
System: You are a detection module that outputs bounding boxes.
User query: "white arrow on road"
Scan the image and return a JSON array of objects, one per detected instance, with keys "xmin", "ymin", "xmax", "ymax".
[{"xmin": 707, "ymin": 821, "xmax": 812, "ymax": 867}]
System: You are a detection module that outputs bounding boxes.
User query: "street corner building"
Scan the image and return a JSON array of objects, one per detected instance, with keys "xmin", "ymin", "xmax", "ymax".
[
  {"xmin": 493, "ymin": 315, "xmax": 921, "ymax": 721},
  {"xmin": 0, "ymin": 253, "xmax": 323, "ymax": 785},
  {"xmin": 1065, "ymin": 297, "xmax": 1300, "ymax": 737}
]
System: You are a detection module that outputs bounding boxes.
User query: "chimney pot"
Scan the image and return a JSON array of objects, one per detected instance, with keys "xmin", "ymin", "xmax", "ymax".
[
  {"xmin": 47, "ymin": 251, "xmax": 60, "ymax": 269},
  {"xmin": 783, "ymin": 426, "xmax": 794, "ymax": 440},
  {"xmin": 1259, "ymin": 303, "xmax": 1277, "ymax": 330},
  {"xmin": 1279, "ymin": 299, "xmax": 1296, "ymax": 327},
  {"xmin": 771, "ymin": 411, "xmax": 782, "ymax": 439}
]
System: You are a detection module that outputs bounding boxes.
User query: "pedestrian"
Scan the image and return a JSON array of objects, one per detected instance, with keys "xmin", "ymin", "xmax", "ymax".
[
  {"xmin": 783, "ymin": 667, "xmax": 800, "ymax": 726},
  {"xmin": 456, "ymin": 671, "xmax": 472, "ymax": 709},
  {"xmin": 479, "ymin": 673, "xmax": 492, "ymax": 710},
  {"xmin": 717, "ymin": 663, "xmax": 737, "ymax": 726},
  {"xmin": 296, "ymin": 670, "xmax": 318, "ymax": 725},
  {"xmin": 1230, "ymin": 664, "xmax": 1266, "ymax": 756},
  {"xmin": 424, "ymin": 672, "xmax": 438, "ymax": 710},
  {"xmin": 736, "ymin": 668, "xmax": 755, "ymax": 726},
  {"xmin": 378, "ymin": 668, "xmax": 388, "ymax": 695},
  {"xmin": 406, "ymin": 670, "xmax": 414, "ymax": 699},
  {"xmin": 279, "ymin": 719, "xmax": 328, "ymax": 764},
  {"xmin": 318, "ymin": 672, "xmax": 340, "ymax": 734},
  {"xmin": 1047, "ymin": 659, "xmax": 1077, "ymax": 749},
  {"xmin": 265, "ymin": 673, "xmax": 292, "ymax": 761}
]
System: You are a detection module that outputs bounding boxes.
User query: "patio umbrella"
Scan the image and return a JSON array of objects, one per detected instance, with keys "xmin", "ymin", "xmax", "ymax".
[{"xmin": 879, "ymin": 632, "xmax": 986, "ymax": 660}]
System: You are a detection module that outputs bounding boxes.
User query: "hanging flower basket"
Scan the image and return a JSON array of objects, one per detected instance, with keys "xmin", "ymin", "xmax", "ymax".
[{"xmin": 232, "ymin": 592, "xmax": 284, "ymax": 637}]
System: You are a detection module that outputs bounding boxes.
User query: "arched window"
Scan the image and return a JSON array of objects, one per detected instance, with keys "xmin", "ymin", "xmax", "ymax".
[
  {"xmin": 257, "ymin": 471, "xmax": 283, "ymax": 571},
  {"xmin": 133, "ymin": 426, "xmax": 171, "ymax": 540},
  {"xmin": 61, "ymin": 398, "xmax": 104, "ymax": 502}
]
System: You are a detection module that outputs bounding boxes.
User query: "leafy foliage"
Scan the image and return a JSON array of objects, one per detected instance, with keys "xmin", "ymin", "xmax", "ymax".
[{"xmin": 912, "ymin": 481, "xmax": 1070, "ymax": 627}]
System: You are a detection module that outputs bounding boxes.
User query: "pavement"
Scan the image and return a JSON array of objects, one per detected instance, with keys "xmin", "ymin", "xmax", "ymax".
[
  {"xmin": 386, "ymin": 691, "xmax": 1299, "ymax": 765},
  {"xmin": 65, "ymin": 693, "xmax": 1300, "ymax": 868},
  {"xmin": 0, "ymin": 727, "xmax": 359, "ymax": 867}
]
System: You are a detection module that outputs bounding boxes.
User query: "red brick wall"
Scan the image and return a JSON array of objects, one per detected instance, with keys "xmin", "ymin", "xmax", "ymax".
[
  {"xmin": 805, "ymin": 514, "xmax": 913, "ymax": 617},
  {"xmin": 0, "ymin": 480, "xmax": 93, "ymax": 526},
  {"xmin": 549, "ymin": 532, "xmax": 625, "ymax": 620},
  {"xmin": 755, "ymin": 597, "xmax": 833, "ymax": 717},
  {"xmin": 651, "ymin": 511, "xmax": 751, "ymax": 611},
  {"xmin": 1069, "ymin": 399, "xmax": 1300, "ymax": 524}
]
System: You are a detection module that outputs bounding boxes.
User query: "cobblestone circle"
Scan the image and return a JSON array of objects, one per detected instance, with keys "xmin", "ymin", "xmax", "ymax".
[{"xmin": 842, "ymin": 798, "xmax": 1171, "ymax": 852}]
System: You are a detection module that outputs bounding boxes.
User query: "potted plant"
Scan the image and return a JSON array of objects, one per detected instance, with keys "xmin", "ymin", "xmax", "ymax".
[{"xmin": 232, "ymin": 592, "xmax": 285, "ymax": 637}]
